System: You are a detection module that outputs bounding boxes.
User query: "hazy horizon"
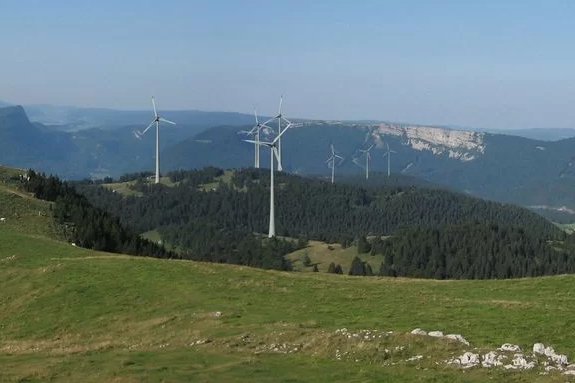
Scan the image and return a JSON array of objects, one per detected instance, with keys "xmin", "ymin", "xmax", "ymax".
[{"xmin": 2, "ymin": 0, "xmax": 575, "ymax": 130}]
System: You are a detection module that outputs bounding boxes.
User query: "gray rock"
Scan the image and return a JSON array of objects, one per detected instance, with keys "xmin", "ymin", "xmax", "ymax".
[
  {"xmin": 498, "ymin": 343, "xmax": 521, "ymax": 352},
  {"xmin": 410, "ymin": 328, "xmax": 427, "ymax": 336},
  {"xmin": 445, "ymin": 334, "xmax": 470, "ymax": 346}
]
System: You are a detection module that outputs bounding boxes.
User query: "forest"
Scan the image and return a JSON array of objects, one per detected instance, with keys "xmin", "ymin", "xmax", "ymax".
[{"xmin": 74, "ymin": 167, "xmax": 575, "ymax": 279}]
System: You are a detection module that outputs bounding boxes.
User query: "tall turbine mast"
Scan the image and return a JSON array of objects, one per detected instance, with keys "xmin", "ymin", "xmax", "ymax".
[
  {"xmin": 359, "ymin": 144, "xmax": 374, "ymax": 180},
  {"xmin": 383, "ymin": 142, "xmax": 397, "ymax": 177},
  {"xmin": 134, "ymin": 97, "xmax": 176, "ymax": 184},
  {"xmin": 247, "ymin": 109, "xmax": 271, "ymax": 169},
  {"xmin": 326, "ymin": 144, "xmax": 344, "ymax": 184},
  {"xmin": 243, "ymin": 124, "xmax": 292, "ymax": 237}
]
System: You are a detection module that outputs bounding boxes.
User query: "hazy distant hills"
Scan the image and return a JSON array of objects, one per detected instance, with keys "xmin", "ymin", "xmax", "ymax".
[
  {"xmin": 2, "ymin": 104, "xmax": 575, "ymax": 221},
  {"xmin": 163, "ymin": 122, "xmax": 575, "ymax": 221},
  {"xmin": 22, "ymin": 104, "xmax": 261, "ymax": 132},
  {"xmin": 0, "ymin": 105, "xmax": 259, "ymax": 178},
  {"xmin": 488, "ymin": 128, "xmax": 575, "ymax": 142}
]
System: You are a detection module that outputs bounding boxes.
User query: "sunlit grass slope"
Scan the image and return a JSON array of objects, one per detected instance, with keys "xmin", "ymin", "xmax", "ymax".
[{"xmin": 1, "ymin": 226, "xmax": 575, "ymax": 382}]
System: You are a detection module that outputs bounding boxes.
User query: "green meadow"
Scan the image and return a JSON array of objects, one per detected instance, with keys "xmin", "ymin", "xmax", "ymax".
[{"xmin": 1, "ymin": 167, "xmax": 575, "ymax": 382}]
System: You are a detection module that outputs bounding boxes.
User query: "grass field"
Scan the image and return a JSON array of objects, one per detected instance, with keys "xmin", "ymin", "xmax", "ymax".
[
  {"xmin": 2, "ymin": 226, "xmax": 575, "ymax": 382},
  {"xmin": 103, "ymin": 176, "xmax": 179, "ymax": 197},
  {"xmin": 286, "ymin": 240, "xmax": 385, "ymax": 273},
  {"xmin": 2, "ymin": 167, "xmax": 575, "ymax": 382}
]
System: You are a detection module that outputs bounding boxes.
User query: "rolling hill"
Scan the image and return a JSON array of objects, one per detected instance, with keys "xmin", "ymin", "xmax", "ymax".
[
  {"xmin": 161, "ymin": 123, "xmax": 575, "ymax": 221},
  {"xmin": 2, "ymin": 167, "xmax": 575, "ymax": 381},
  {"xmin": 76, "ymin": 167, "xmax": 574, "ymax": 279}
]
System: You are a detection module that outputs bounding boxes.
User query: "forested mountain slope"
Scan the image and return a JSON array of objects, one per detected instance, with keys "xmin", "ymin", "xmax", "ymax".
[{"xmin": 77, "ymin": 168, "xmax": 575, "ymax": 279}]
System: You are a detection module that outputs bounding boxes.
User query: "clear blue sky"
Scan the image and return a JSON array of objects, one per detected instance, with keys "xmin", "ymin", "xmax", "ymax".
[{"xmin": 1, "ymin": 0, "xmax": 575, "ymax": 130}]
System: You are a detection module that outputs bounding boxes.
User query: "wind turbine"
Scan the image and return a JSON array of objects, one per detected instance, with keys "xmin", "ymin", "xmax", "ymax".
[
  {"xmin": 135, "ymin": 97, "xmax": 176, "ymax": 184},
  {"xmin": 247, "ymin": 109, "xmax": 273, "ymax": 169},
  {"xmin": 382, "ymin": 142, "xmax": 397, "ymax": 177},
  {"xmin": 325, "ymin": 144, "xmax": 344, "ymax": 184},
  {"xmin": 262, "ymin": 96, "xmax": 292, "ymax": 171},
  {"xmin": 243, "ymin": 124, "xmax": 292, "ymax": 237},
  {"xmin": 358, "ymin": 144, "xmax": 374, "ymax": 180}
]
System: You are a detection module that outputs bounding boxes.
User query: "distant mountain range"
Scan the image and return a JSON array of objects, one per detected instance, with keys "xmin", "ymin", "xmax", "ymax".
[
  {"xmin": 0, "ymin": 105, "xmax": 257, "ymax": 179},
  {"xmin": 2, "ymin": 103, "xmax": 575, "ymax": 221}
]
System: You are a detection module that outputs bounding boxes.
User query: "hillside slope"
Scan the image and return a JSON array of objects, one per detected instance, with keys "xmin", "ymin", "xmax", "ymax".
[
  {"xmin": 77, "ymin": 168, "xmax": 573, "ymax": 279},
  {"xmin": 162, "ymin": 123, "xmax": 575, "ymax": 221},
  {"xmin": 2, "ymin": 228, "xmax": 575, "ymax": 382}
]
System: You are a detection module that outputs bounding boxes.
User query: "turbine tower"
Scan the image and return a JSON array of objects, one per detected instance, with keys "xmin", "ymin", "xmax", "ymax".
[
  {"xmin": 262, "ymin": 96, "xmax": 292, "ymax": 171},
  {"xmin": 325, "ymin": 144, "xmax": 344, "ymax": 184},
  {"xmin": 244, "ymin": 124, "xmax": 292, "ymax": 237},
  {"xmin": 383, "ymin": 142, "xmax": 397, "ymax": 177},
  {"xmin": 247, "ymin": 110, "xmax": 273, "ymax": 169},
  {"xmin": 358, "ymin": 144, "xmax": 374, "ymax": 180},
  {"xmin": 135, "ymin": 97, "xmax": 176, "ymax": 184}
]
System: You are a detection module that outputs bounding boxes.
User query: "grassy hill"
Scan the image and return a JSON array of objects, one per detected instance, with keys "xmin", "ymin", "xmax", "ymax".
[
  {"xmin": 3, "ymin": 165, "xmax": 575, "ymax": 381},
  {"xmin": 0, "ymin": 166, "xmax": 61, "ymax": 239},
  {"xmin": 2, "ymin": 228, "xmax": 575, "ymax": 382}
]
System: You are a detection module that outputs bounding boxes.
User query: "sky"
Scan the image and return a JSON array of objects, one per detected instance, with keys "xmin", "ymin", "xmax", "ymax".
[{"xmin": 1, "ymin": 0, "xmax": 575, "ymax": 130}]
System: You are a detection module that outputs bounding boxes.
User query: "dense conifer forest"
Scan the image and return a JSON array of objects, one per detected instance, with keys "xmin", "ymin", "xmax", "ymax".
[
  {"xmin": 73, "ymin": 167, "xmax": 575, "ymax": 279},
  {"xmin": 21, "ymin": 170, "xmax": 172, "ymax": 258}
]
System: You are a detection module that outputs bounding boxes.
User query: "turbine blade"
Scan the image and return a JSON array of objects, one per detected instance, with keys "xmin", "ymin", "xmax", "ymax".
[
  {"xmin": 273, "ymin": 147, "xmax": 282, "ymax": 171},
  {"xmin": 152, "ymin": 97, "xmax": 158, "ymax": 118},
  {"xmin": 272, "ymin": 123, "xmax": 291, "ymax": 144},
  {"xmin": 352, "ymin": 157, "xmax": 364, "ymax": 168},
  {"xmin": 159, "ymin": 117, "xmax": 176, "ymax": 125},
  {"xmin": 254, "ymin": 109, "xmax": 259, "ymax": 125},
  {"xmin": 262, "ymin": 117, "xmax": 275, "ymax": 126},
  {"xmin": 335, "ymin": 154, "xmax": 344, "ymax": 160},
  {"xmin": 244, "ymin": 139, "xmax": 272, "ymax": 147},
  {"xmin": 278, "ymin": 95, "xmax": 283, "ymax": 115},
  {"xmin": 141, "ymin": 120, "xmax": 155, "ymax": 135}
]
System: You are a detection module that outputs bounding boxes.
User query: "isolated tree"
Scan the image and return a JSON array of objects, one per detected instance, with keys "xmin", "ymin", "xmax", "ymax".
[
  {"xmin": 349, "ymin": 256, "xmax": 366, "ymax": 276},
  {"xmin": 327, "ymin": 262, "xmax": 337, "ymax": 273}
]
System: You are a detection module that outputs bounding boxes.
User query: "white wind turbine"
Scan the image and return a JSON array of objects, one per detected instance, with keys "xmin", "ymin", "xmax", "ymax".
[
  {"xmin": 358, "ymin": 144, "xmax": 374, "ymax": 180},
  {"xmin": 262, "ymin": 96, "xmax": 292, "ymax": 171},
  {"xmin": 383, "ymin": 142, "xmax": 397, "ymax": 177},
  {"xmin": 243, "ymin": 124, "xmax": 292, "ymax": 238},
  {"xmin": 135, "ymin": 97, "xmax": 176, "ymax": 184},
  {"xmin": 247, "ymin": 109, "xmax": 273, "ymax": 169},
  {"xmin": 325, "ymin": 144, "xmax": 344, "ymax": 184}
]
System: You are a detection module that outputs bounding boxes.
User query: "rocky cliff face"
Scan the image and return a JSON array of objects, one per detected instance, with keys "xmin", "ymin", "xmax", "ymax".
[{"xmin": 371, "ymin": 123, "xmax": 485, "ymax": 161}]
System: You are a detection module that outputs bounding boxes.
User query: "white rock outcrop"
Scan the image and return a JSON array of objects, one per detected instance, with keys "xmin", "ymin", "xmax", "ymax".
[
  {"xmin": 445, "ymin": 334, "xmax": 470, "ymax": 346},
  {"xmin": 533, "ymin": 343, "xmax": 569, "ymax": 366},
  {"xmin": 533, "ymin": 343, "xmax": 546, "ymax": 355},
  {"xmin": 449, "ymin": 352, "xmax": 481, "ymax": 368},
  {"xmin": 428, "ymin": 331, "xmax": 444, "ymax": 338},
  {"xmin": 410, "ymin": 328, "xmax": 427, "ymax": 336},
  {"xmin": 503, "ymin": 354, "xmax": 536, "ymax": 370},
  {"xmin": 498, "ymin": 343, "xmax": 521, "ymax": 352},
  {"xmin": 481, "ymin": 351, "xmax": 505, "ymax": 368},
  {"xmin": 373, "ymin": 124, "xmax": 485, "ymax": 162}
]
